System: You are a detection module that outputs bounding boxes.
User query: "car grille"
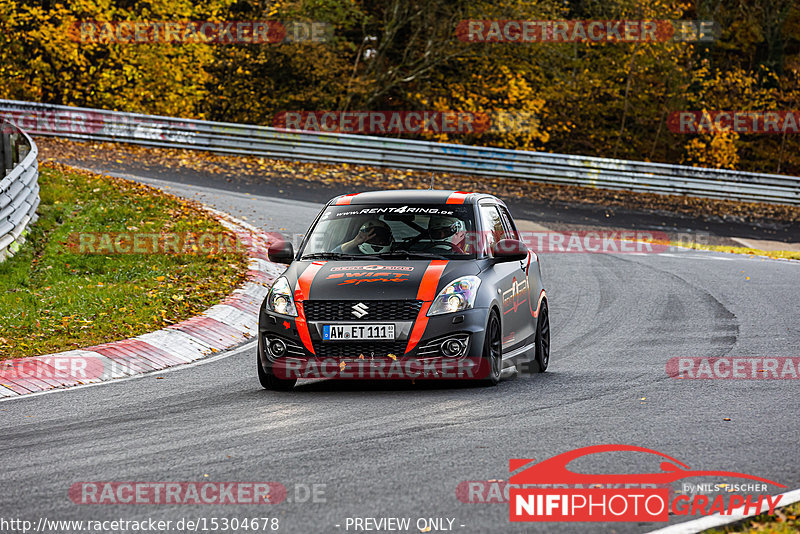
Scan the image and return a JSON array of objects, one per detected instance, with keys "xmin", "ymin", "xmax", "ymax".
[
  {"xmin": 313, "ymin": 341, "xmax": 409, "ymax": 359},
  {"xmin": 303, "ymin": 300, "xmax": 422, "ymax": 321}
]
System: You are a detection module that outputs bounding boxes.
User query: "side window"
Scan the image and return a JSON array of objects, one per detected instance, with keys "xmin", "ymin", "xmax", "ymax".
[
  {"xmin": 479, "ymin": 205, "xmax": 504, "ymax": 255},
  {"xmin": 497, "ymin": 206, "xmax": 519, "ymax": 240}
]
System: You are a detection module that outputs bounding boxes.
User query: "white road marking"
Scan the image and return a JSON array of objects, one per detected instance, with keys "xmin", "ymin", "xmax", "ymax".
[
  {"xmin": 203, "ymin": 304, "xmax": 257, "ymax": 335},
  {"xmin": 515, "ymin": 220, "xmax": 552, "ymax": 233},
  {"xmin": 731, "ymin": 236, "xmax": 800, "ymax": 252},
  {"xmin": 657, "ymin": 254, "xmax": 735, "ymax": 261}
]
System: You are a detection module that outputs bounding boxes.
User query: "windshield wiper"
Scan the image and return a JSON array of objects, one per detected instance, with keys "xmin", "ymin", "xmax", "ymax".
[
  {"xmin": 300, "ymin": 252, "xmax": 382, "ymax": 260},
  {"xmin": 300, "ymin": 252, "xmax": 351, "ymax": 260},
  {"xmin": 376, "ymin": 251, "xmax": 450, "ymax": 260}
]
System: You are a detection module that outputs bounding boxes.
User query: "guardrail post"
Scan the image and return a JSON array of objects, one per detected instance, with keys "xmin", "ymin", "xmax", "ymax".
[
  {"xmin": 10, "ymin": 132, "xmax": 19, "ymax": 166},
  {"xmin": 1, "ymin": 128, "xmax": 12, "ymax": 174},
  {"xmin": 15, "ymin": 136, "xmax": 29, "ymax": 161},
  {"xmin": 0, "ymin": 130, "xmax": 6, "ymax": 176}
]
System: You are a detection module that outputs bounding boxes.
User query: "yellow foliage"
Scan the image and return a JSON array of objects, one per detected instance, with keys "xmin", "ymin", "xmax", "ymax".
[{"xmin": 683, "ymin": 131, "xmax": 740, "ymax": 170}]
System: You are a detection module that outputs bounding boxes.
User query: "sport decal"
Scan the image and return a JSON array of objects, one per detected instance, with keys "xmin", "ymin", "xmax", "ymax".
[{"xmin": 503, "ymin": 277, "xmax": 529, "ymax": 315}]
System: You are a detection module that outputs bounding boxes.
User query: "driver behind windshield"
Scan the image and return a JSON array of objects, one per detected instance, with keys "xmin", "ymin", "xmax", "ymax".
[
  {"xmin": 335, "ymin": 219, "xmax": 394, "ymax": 254},
  {"xmin": 426, "ymin": 215, "xmax": 467, "ymax": 252}
]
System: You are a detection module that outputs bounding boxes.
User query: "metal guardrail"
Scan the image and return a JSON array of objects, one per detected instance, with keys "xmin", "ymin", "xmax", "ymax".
[
  {"xmin": 0, "ymin": 118, "xmax": 39, "ymax": 262},
  {"xmin": 1, "ymin": 99, "xmax": 799, "ymax": 206}
]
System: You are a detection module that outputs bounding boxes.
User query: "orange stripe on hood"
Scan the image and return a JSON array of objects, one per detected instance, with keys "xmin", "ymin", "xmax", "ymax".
[
  {"xmin": 294, "ymin": 261, "xmax": 326, "ymax": 354},
  {"xmin": 405, "ymin": 260, "xmax": 449, "ymax": 353}
]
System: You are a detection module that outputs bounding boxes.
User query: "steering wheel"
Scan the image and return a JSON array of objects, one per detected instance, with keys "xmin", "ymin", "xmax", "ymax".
[{"xmin": 424, "ymin": 240, "xmax": 464, "ymax": 253}]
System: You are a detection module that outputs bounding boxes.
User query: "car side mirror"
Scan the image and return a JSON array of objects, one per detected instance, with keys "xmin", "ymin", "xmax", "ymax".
[
  {"xmin": 493, "ymin": 239, "xmax": 528, "ymax": 262},
  {"xmin": 268, "ymin": 241, "xmax": 295, "ymax": 264}
]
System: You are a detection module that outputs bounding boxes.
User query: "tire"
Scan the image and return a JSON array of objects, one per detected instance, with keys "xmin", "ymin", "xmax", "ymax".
[
  {"xmin": 257, "ymin": 351, "xmax": 297, "ymax": 391},
  {"xmin": 479, "ymin": 310, "xmax": 502, "ymax": 386},
  {"xmin": 533, "ymin": 299, "xmax": 550, "ymax": 373}
]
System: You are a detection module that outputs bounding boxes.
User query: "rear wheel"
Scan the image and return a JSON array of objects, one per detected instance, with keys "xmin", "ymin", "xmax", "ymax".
[
  {"xmin": 479, "ymin": 310, "xmax": 502, "ymax": 386},
  {"xmin": 534, "ymin": 300, "xmax": 550, "ymax": 373},
  {"xmin": 258, "ymin": 351, "xmax": 297, "ymax": 391}
]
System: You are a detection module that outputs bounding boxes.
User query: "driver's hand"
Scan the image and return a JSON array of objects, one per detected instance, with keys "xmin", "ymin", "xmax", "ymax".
[{"xmin": 354, "ymin": 228, "xmax": 376, "ymax": 246}]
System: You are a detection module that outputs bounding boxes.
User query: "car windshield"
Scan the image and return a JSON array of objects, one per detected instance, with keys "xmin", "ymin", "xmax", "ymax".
[{"xmin": 299, "ymin": 203, "xmax": 477, "ymax": 259}]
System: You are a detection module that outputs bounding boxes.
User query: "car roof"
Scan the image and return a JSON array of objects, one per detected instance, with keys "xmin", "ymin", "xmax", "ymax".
[{"xmin": 329, "ymin": 190, "xmax": 501, "ymax": 206}]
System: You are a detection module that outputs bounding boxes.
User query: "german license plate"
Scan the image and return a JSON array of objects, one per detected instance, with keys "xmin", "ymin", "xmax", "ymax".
[{"xmin": 322, "ymin": 324, "xmax": 395, "ymax": 341}]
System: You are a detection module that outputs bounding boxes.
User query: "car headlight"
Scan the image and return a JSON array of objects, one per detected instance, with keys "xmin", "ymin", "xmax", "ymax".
[
  {"xmin": 267, "ymin": 276, "xmax": 298, "ymax": 317},
  {"xmin": 427, "ymin": 276, "xmax": 481, "ymax": 316}
]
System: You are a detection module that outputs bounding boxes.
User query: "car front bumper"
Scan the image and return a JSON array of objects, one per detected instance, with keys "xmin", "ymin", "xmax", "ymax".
[{"xmin": 258, "ymin": 305, "xmax": 492, "ymax": 380}]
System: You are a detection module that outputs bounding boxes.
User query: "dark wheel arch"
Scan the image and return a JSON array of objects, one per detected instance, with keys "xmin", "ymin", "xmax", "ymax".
[
  {"xmin": 479, "ymin": 308, "xmax": 502, "ymax": 386},
  {"xmin": 533, "ymin": 298, "xmax": 550, "ymax": 373},
  {"xmin": 257, "ymin": 344, "xmax": 297, "ymax": 391}
]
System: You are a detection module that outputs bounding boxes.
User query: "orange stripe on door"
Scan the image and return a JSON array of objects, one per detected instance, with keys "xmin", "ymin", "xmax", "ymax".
[{"xmin": 405, "ymin": 260, "xmax": 449, "ymax": 353}]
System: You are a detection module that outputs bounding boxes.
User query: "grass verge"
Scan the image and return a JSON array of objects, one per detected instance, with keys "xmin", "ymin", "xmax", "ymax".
[
  {"xmin": 0, "ymin": 163, "xmax": 248, "ymax": 360},
  {"xmin": 704, "ymin": 500, "xmax": 800, "ymax": 533}
]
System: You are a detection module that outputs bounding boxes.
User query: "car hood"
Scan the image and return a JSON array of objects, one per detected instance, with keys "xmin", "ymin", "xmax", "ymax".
[{"xmin": 284, "ymin": 259, "xmax": 481, "ymax": 301}]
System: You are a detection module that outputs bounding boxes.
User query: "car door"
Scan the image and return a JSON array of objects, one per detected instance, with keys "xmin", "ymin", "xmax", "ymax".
[
  {"xmin": 497, "ymin": 204, "xmax": 537, "ymax": 348},
  {"xmin": 478, "ymin": 202, "xmax": 527, "ymax": 352}
]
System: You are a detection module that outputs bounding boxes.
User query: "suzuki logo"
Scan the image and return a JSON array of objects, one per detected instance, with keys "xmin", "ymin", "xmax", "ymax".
[{"xmin": 352, "ymin": 302, "xmax": 369, "ymax": 318}]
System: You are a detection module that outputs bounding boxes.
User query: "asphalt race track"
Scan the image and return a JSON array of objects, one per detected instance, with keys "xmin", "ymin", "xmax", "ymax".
[{"xmin": 1, "ymin": 172, "xmax": 799, "ymax": 534}]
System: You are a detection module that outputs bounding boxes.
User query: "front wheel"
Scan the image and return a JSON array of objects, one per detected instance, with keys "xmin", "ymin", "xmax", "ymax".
[
  {"xmin": 479, "ymin": 310, "xmax": 502, "ymax": 386},
  {"xmin": 534, "ymin": 300, "xmax": 550, "ymax": 373},
  {"xmin": 258, "ymin": 352, "xmax": 297, "ymax": 391}
]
